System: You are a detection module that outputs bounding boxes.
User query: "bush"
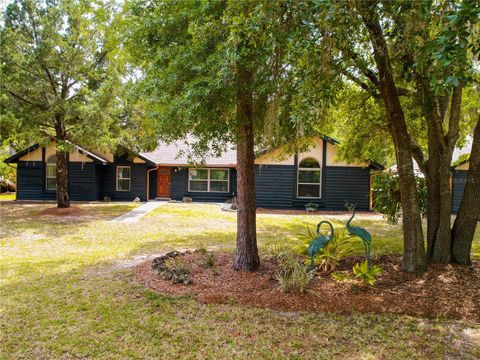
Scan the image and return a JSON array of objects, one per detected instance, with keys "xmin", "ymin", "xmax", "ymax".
[
  {"xmin": 352, "ymin": 260, "xmax": 382, "ymax": 286},
  {"xmin": 203, "ymin": 252, "xmax": 216, "ymax": 269},
  {"xmin": 294, "ymin": 227, "xmax": 355, "ymax": 272},
  {"xmin": 372, "ymin": 172, "xmax": 426, "ymax": 224},
  {"xmin": 274, "ymin": 252, "xmax": 315, "ymax": 294}
]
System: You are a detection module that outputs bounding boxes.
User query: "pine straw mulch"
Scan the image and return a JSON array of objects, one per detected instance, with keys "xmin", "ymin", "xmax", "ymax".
[
  {"xmin": 39, "ymin": 206, "xmax": 85, "ymax": 216},
  {"xmin": 135, "ymin": 252, "xmax": 480, "ymax": 321}
]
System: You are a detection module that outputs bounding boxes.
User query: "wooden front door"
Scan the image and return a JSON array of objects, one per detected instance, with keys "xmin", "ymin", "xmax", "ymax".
[{"xmin": 157, "ymin": 167, "xmax": 171, "ymax": 198}]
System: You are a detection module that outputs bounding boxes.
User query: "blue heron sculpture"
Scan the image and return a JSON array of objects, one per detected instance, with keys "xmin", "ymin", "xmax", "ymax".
[
  {"xmin": 345, "ymin": 203, "xmax": 372, "ymax": 268},
  {"xmin": 307, "ymin": 221, "xmax": 334, "ymax": 270}
]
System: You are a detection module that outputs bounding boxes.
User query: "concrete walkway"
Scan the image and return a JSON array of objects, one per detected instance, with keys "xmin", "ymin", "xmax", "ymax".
[{"xmin": 112, "ymin": 201, "xmax": 167, "ymax": 223}]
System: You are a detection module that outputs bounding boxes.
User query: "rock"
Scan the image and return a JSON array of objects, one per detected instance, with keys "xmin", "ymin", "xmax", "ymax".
[
  {"xmin": 103, "ymin": 196, "xmax": 111, "ymax": 202},
  {"xmin": 182, "ymin": 197, "xmax": 193, "ymax": 203},
  {"xmin": 151, "ymin": 250, "xmax": 193, "ymax": 285}
]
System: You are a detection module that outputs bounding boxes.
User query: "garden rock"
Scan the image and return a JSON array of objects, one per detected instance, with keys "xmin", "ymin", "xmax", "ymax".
[{"xmin": 152, "ymin": 251, "xmax": 193, "ymax": 285}]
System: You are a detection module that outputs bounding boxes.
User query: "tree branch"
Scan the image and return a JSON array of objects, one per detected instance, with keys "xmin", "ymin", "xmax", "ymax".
[{"xmin": 7, "ymin": 90, "xmax": 49, "ymax": 111}]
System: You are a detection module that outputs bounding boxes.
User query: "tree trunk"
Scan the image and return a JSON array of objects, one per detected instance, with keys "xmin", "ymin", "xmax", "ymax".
[
  {"xmin": 233, "ymin": 64, "xmax": 260, "ymax": 272},
  {"xmin": 451, "ymin": 116, "xmax": 480, "ymax": 265},
  {"xmin": 359, "ymin": 4, "xmax": 427, "ymax": 273},
  {"xmin": 56, "ymin": 149, "xmax": 70, "ymax": 208},
  {"xmin": 55, "ymin": 118, "xmax": 70, "ymax": 208},
  {"xmin": 420, "ymin": 84, "xmax": 462, "ymax": 263}
]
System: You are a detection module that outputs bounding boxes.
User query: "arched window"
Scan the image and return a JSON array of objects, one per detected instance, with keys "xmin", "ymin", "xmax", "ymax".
[
  {"xmin": 46, "ymin": 155, "xmax": 57, "ymax": 190},
  {"xmin": 297, "ymin": 158, "xmax": 321, "ymax": 198}
]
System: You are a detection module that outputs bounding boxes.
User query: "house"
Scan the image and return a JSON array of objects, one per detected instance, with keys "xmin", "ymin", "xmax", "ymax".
[
  {"xmin": 4, "ymin": 136, "xmax": 383, "ymax": 210},
  {"xmin": 451, "ymin": 159, "xmax": 469, "ymax": 214}
]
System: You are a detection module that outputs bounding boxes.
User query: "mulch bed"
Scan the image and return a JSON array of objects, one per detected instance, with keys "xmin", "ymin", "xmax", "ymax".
[
  {"xmin": 135, "ymin": 252, "xmax": 480, "ymax": 321},
  {"xmin": 39, "ymin": 206, "xmax": 85, "ymax": 216}
]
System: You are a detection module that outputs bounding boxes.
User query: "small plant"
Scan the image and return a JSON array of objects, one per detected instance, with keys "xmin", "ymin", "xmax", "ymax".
[
  {"xmin": 275, "ymin": 252, "xmax": 315, "ymax": 294},
  {"xmin": 294, "ymin": 227, "xmax": 355, "ymax": 272},
  {"xmin": 305, "ymin": 202, "xmax": 319, "ymax": 212},
  {"xmin": 352, "ymin": 260, "xmax": 382, "ymax": 286},
  {"xmin": 331, "ymin": 271, "xmax": 350, "ymax": 282},
  {"xmin": 265, "ymin": 242, "xmax": 292, "ymax": 260},
  {"xmin": 203, "ymin": 252, "xmax": 216, "ymax": 269}
]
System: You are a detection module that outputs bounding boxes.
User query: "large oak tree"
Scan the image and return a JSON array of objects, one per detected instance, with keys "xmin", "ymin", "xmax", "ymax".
[{"xmin": 290, "ymin": 0, "xmax": 479, "ymax": 270}]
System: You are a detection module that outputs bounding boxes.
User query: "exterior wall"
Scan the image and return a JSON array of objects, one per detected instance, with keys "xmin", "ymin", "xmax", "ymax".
[
  {"xmin": 254, "ymin": 164, "xmax": 371, "ymax": 210},
  {"xmin": 19, "ymin": 141, "xmax": 92, "ymax": 163},
  {"xmin": 170, "ymin": 167, "xmax": 237, "ymax": 202},
  {"xmin": 456, "ymin": 162, "xmax": 469, "ymax": 170},
  {"xmin": 16, "ymin": 161, "xmax": 97, "ymax": 201},
  {"xmin": 149, "ymin": 170, "xmax": 157, "ymax": 200},
  {"xmin": 323, "ymin": 166, "xmax": 370, "ymax": 211},
  {"xmin": 98, "ymin": 162, "xmax": 148, "ymax": 201},
  {"xmin": 325, "ymin": 142, "xmax": 368, "ymax": 167},
  {"xmin": 255, "ymin": 165, "xmax": 296, "ymax": 208},
  {"xmin": 452, "ymin": 170, "xmax": 468, "ymax": 214}
]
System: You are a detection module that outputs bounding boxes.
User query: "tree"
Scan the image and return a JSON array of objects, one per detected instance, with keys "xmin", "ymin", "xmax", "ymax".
[
  {"xmin": 286, "ymin": 0, "xmax": 479, "ymax": 272},
  {"xmin": 126, "ymin": 0, "xmax": 298, "ymax": 271},
  {"xmin": 0, "ymin": 0, "xmax": 125, "ymax": 208}
]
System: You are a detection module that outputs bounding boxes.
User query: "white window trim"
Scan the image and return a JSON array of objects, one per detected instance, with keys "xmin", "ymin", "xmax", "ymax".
[
  {"xmin": 297, "ymin": 159, "xmax": 322, "ymax": 199},
  {"xmin": 45, "ymin": 163, "xmax": 57, "ymax": 191},
  {"xmin": 188, "ymin": 168, "xmax": 230, "ymax": 193},
  {"xmin": 116, "ymin": 166, "xmax": 131, "ymax": 192}
]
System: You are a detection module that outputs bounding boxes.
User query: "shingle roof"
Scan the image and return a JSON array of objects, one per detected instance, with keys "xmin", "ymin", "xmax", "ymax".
[{"xmin": 141, "ymin": 139, "xmax": 237, "ymax": 167}]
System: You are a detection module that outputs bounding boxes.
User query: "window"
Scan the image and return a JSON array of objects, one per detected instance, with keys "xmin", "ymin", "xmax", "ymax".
[
  {"xmin": 297, "ymin": 158, "xmax": 321, "ymax": 198},
  {"xmin": 116, "ymin": 166, "xmax": 131, "ymax": 191},
  {"xmin": 188, "ymin": 168, "xmax": 229, "ymax": 193},
  {"xmin": 45, "ymin": 155, "xmax": 57, "ymax": 190}
]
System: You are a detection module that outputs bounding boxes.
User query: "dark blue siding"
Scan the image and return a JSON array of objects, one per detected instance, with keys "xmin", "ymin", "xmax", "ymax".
[
  {"xmin": 323, "ymin": 166, "xmax": 370, "ymax": 211},
  {"xmin": 16, "ymin": 161, "xmax": 98, "ymax": 201},
  {"xmin": 452, "ymin": 170, "xmax": 467, "ymax": 214},
  {"xmin": 149, "ymin": 170, "xmax": 157, "ymax": 199},
  {"xmin": 16, "ymin": 161, "xmax": 55, "ymax": 200},
  {"xmin": 170, "ymin": 167, "xmax": 236, "ymax": 202},
  {"xmin": 98, "ymin": 163, "xmax": 148, "ymax": 201},
  {"xmin": 68, "ymin": 163, "xmax": 97, "ymax": 201},
  {"xmin": 254, "ymin": 165, "xmax": 370, "ymax": 210},
  {"xmin": 255, "ymin": 165, "xmax": 295, "ymax": 208}
]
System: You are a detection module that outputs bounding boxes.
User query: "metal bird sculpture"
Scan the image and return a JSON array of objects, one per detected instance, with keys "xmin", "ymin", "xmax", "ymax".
[
  {"xmin": 345, "ymin": 203, "xmax": 372, "ymax": 268},
  {"xmin": 307, "ymin": 221, "xmax": 335, "ymax": 270}
]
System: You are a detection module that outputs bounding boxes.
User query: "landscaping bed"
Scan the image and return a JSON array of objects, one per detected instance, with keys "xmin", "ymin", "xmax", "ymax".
[{"xmin": 135, "ymin": 251, "xmax": 480, "ymax": 321}]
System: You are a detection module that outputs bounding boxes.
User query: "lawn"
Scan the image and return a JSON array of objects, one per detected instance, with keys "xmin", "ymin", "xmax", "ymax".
[
  {"xmin": 1, "ymin": 202, "xmax": 479, "ymax": 359},
  {"xmin": 0, "ymin": 193, "xmax": 15, "ymax": 201}
]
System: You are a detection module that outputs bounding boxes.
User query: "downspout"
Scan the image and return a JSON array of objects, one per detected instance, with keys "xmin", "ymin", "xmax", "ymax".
[{"xmin": 146, "ymin": 165, "xmax": 160, "ymax": 201}]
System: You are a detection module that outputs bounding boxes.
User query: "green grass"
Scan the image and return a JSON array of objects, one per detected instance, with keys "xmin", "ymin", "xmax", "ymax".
[
  {"xmin": 0, "ymin": 193, "xmax": 15, "ymax": 201},
  {"xmin": 1, "ymin": 202, "xmax": 479, "ymax": 359}
]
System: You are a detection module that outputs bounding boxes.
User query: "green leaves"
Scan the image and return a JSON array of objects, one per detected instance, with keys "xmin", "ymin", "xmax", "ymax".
[
  {"xmin": 352, "ymin": 261, "xmax": 382, "ymax": 286},
  {"xmin": 0, "ymin": 0, "xmax": 130, "ymax": 151}
]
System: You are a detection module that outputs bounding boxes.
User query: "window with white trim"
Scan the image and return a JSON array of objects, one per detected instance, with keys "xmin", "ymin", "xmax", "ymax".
[
  {"xmin": 116, "ymin": 166, "xmax": 131, "ymax": 191},
  {"xmin": 188, "ymin": 168, "xmax": 229, "ymax": 193},
  {"xmin": 45, "ymin": 155, "xmax": 57, "ymax": 190},
  {"xmin": 297, "ymin": 158, "xmax": 321, "ymax": 198}
]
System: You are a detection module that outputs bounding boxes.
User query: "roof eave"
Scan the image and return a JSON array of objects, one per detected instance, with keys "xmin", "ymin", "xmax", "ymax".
[{"xmin": 3, "ymin": 144, "xmax": 40, "ymax": 163}]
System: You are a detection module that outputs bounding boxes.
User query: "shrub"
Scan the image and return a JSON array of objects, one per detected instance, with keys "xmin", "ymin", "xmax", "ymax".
[
  {"xmin": 372, "ymin": 172, "xmax": 426, "ymax": 224},
  {"xmin": 352, "ymin": 260, "xmax": 382, "ymax": 286},
  {"xmin": 294, "ymin": 227, "xmax": 355, "ymax": 272},
  {"xmin": 331, "ymin": 271, "xmax": 350, "ymax": 282},
  {"xmin": 275, "ymin": 252, "xmax": 315, "ymax": 294},
  {"xmin": 203, "ymin": 252, "xmax": 216, "ymax": 269}
]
